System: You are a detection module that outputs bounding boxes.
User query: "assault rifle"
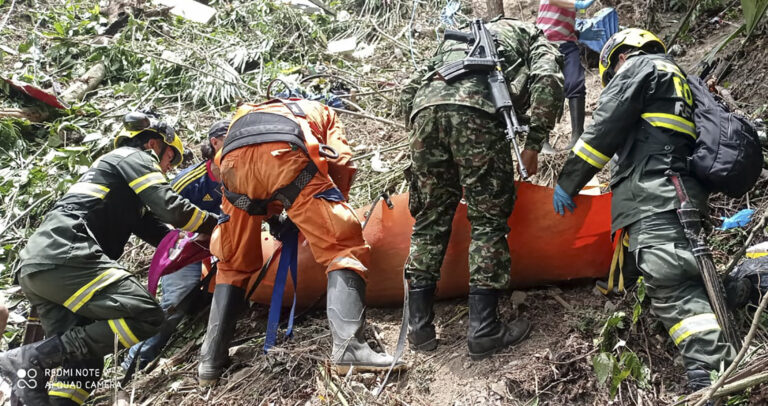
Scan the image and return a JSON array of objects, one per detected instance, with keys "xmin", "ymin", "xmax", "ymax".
[
  {"xmin": 666, "ymin": 170, "xmax": 742, "ymax": 351},
  {"xmin": 435, "ymin": 19, "xmax": 530, "ymax": 180}
]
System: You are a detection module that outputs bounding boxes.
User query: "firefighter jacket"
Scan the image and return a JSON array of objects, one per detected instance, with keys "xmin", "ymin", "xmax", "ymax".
[
  {"xmin": 400, "ymin": 18, "xmax": 564, "ymax": 152},
  {"xmin": 18, "ymin": 147, "xmax": 218, "ymax": 274},
  {"xmin": 171, "ymin": 160, "xmax": 222, "ymax": 214},
  {"xmin": 557, "ymin": 53, "xmax": 708, "ymax": 233}
]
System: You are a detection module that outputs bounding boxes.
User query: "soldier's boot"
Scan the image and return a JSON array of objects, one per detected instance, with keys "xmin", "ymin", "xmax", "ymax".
[
  {"xmin": 0, "ymin": 335, "xmax": 67, "ymax": 406},
  {"xmin": 567, "ymin": 96, "xmax": 586, "ymax": 149},
  {"xmin": 725, "ymin": 275, "xmax": 754, "ymax": 310},
  {"xmin": 198, "ymin": 284, "xmax": 245, "ymax": 386},
  {"xmin": 407, "ymin": 284, "xmax": 437, "ymax": 351},
  {"xmin": 327, "ymin": 270, "xmax": 404, "ymax": 374},
  {"xmin": 468, "ymin": 287, "xmax": 531, "ymax": 361},
  {"xmin": 687, "ymin": 368, "xmax": 713, "ymax": 404}
]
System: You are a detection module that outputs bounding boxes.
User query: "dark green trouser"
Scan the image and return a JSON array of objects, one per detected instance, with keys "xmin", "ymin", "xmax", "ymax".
[
  {"xmin": 628, "ymin": 211, "xmax": 736, "ymax": 372},
  {"xmin": 19, "ymin": 265, "xmax": 164, "ymax": 404},
  {"xmin": 405, "ymin": 105, "xmax": 516, "ymax": 290}
]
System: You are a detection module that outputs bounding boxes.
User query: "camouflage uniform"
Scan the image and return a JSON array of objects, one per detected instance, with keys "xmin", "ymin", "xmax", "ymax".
[{"xmin": 401, "ymin": 19, "xmax": 564, "ymax": 289}]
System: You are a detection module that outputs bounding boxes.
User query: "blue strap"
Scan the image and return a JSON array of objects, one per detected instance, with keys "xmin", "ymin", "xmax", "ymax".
[{"xmin": 263, "ymin": 229, "xmax": 299, "ymax": 353}]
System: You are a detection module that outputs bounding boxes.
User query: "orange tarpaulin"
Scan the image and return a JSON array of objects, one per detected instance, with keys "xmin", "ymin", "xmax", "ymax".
[{"xmin": 246, "ymin": 182, "xmax": 614, "ymax": 307}]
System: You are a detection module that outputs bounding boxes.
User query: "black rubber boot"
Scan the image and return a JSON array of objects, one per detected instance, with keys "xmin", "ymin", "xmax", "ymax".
[
  {"xmin": 687, "ymin": 368, "xmax": 712, "ymax": 392},
  {"xmin": 198, "ymin": 284, "xmax": 245, "ymax": 386},
  {"xmin": 327, "ymin": 270, "xmax": 404, "ymax": 374},
  {"xmin": 567, "ymin": 96, "xmax": 586, "ymax": 149},
  {"xmin": 407, "ymin": 284, "xmax": 437, "ymax": 351},
  {"xmin": 0, "ymin": 335, "xmax": 67, "ymax": 406},
  {"xmin": 467, "ymin": 287, "xmax": 531, "ymax": 361}
]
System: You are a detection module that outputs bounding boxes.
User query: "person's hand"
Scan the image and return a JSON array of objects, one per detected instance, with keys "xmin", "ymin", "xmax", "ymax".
[
  {"xmin": 574, "ymin": 0, "xmax": 595, "ymax": 10},
  {"xmin": 578, "ymin": 27, "xmax": 605, "ymax": 42},
  {"xmin": 553, "ymin": 184, "xmax": 577, "ymax": 215},
  {"xmin": 520, "ymin": 149, "xmax": 539, "ymax": 177}
]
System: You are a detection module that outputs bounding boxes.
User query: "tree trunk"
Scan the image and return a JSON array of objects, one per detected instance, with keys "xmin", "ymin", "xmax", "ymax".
[
  {"xmin": 485, "ymin": 0, "xmax": 504, "ymax": 19},
  {"xmin": 471, "ymin": 0, "xmax": 504, "ymax": 19}
]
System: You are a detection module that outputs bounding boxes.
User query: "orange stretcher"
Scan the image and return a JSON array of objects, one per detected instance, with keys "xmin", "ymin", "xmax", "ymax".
[{"xmin": 244, "ymin": 182, "xmax": 614, "ymax": 307}]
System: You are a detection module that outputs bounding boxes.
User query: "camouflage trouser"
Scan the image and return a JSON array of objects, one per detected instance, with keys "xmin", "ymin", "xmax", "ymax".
[
  {"xmin": 628, "ymin": 211, "xmax": 736, "ymax": 373},
  {"xmin": 405, "ymin": 104, "xmax": 516, "ymax": 290}
]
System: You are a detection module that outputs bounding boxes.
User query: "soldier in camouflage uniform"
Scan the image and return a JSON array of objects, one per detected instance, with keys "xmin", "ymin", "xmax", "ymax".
[
  {"xmin": 400, "ymin": 18, "xmax": 564, "ymax": 360},
  {"xmin": 553, "ymin": 29, "xmax": 737, "ymax": 391},
  {"xmin": 0, "ymin": 112, "xmax": 218, "ymax": 406}
]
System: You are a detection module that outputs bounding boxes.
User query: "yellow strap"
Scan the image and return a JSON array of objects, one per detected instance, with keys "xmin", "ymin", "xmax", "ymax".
[{"xmin": 598, "ymin": 230, "xmax": 626, "ymax": 295}]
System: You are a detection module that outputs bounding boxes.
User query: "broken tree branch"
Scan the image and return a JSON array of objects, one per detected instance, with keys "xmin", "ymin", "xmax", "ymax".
[
  {"xmin": 668, "ymin": 0, "xmax": 702, "ymax": 49},
  {"xmin": 60, "ymin": 63, "xmax": 106, "ymax": 103},
  {"xmin": 331, "ymin": 107, "xmax": 405, "ymax": 129},
  {"xmin": 693, "ymin": 289, "xmax": 768, "ymax": 406}
]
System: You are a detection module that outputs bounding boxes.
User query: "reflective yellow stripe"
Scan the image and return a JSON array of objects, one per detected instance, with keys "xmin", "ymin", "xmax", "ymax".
[
  {"xmin": 172, "ymin": 165, "xmax": 206, "ymax": 193},
  {"xmin": 63, "ymin": 268, "xmax": 128, "ymax": 313},
  {"xmin": 572, "ymin": 139, "xmax": 610, "ymax": 169},
  {"xmin": 180, "ymin": 208, "xmax": 206, "ymax": 232},
  {"xmin": 129, "ymin": 172, "xmax": 166, "ymax": 194},
  {"xmin": 49, "ymin": 382, "xmax": 90, "ymax": 405},
  {"xmin": 641, "ymin": 113, "xmax": 697, "ymax": 139},
  {"xmin": 66, "ymin": 182, "xmax": 110, "ymax": 199},
  {"xmin": 652, "ymin": 60, "xmax": 684, "ymax": 77},
  {"xmin": 108, "ymin": 318, "xmax": 140, "ymax": 348},
  {"xmin": 669, "ymin": 313, "xmax": 721, "ymax": 345}
]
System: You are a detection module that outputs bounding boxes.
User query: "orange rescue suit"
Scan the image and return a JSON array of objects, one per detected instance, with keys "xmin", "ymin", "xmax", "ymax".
[{"xmin": 210, "ymin": 99, "xmax": 369, "ymax": 288}]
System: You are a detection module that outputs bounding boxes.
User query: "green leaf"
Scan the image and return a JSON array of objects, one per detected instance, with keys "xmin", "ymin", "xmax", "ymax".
[
  {"xmin": 54, "ymin": 21, "xmax": 66, "ymax": 36},
  {"xmin": 636, "ymin": 276, "xmax": 646, "ymax": 302},
  {"xmin": 592, "ymin": 353, "xmax": 615, "ymax": 385},
  {"xmin": 17, "ymin": 40, "xmax": 33, "ymax": 53},
  {"xmin": 632, "ymin": 302, "xmax": 642, "ymax": 323},
  {"xmin": 742, "ymin": 0, "xmax": 768, "ymax": 36}
]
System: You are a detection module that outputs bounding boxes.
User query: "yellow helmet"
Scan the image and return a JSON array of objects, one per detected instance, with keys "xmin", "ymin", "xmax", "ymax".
[
  {"xmin": 114, "ymin": 112, "xmax": 184, "ymax": 167},
  {"xmin": 599, "ymin": 28, "xmax": 666, "ymax": 87}
]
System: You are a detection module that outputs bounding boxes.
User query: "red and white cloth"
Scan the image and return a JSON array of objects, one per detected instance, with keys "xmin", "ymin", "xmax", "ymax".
[{"xmin": 536, "ymin": 0, "xmax": 578, "ymax": 43}]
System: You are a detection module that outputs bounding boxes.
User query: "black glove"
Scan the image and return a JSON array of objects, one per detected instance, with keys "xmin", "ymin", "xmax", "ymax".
[{"xmin": 266, "ymin": 212, "xmax": 299, "ymax": 242}]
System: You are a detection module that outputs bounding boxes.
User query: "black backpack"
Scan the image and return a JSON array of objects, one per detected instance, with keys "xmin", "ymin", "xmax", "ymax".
[{"xmin": 687, "ymin": 75, "xmax": 763, "ymax": 198}]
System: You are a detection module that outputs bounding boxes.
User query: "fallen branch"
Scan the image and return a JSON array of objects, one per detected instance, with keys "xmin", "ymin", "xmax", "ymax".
[
  {"xmin": 332, "ymin": 107, "xmax": 405, "ymax": 129},
  {"xmin": 693, "ymin": 289, "xmax": 768, "ymax": 406},
  {"xmin": 667, "ymin": 0, "xmax": 702, "ymax": 49},
  {"xmin": 0, "ymin": 108, "xmax": 49, "ymax": 122},
  {"xmin": 60, "ymin": 63, "xmax": 106, "ymax": 103}
]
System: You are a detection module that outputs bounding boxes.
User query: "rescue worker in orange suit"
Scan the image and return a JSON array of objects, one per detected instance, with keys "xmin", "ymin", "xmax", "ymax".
[{"xmin": 198, "ymin": 98, "xmax": 401, "ymax": 385}]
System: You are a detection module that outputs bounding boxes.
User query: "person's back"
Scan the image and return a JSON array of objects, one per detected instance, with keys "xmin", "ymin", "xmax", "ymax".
[{"xmin": 19, "ymin": 146, "xmax": 214, "ymax": 271}]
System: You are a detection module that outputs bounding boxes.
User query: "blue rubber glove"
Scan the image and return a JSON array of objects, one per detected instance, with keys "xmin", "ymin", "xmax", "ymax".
[
  {"xmin": 720, "ymin": 209, "xmax": 755, "ymax": 230},
  {"xmin": 553, "ymin": 184, "xmax": 577, "ymax": 216},
  {"xmin": 578, "ymin": 27, "xmax": 605, "ymax": 42},
  {"xmin": 574, "ymin": 0, "xmax": 595, "ymax": 10}
]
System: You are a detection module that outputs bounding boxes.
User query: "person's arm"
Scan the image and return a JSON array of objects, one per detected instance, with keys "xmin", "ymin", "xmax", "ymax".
[
  {"xmin": 318, "ymin": 104, "xmax": 357, "ymax": 199},
  {"xmin": 117, "ymin": 151, "xmax": 218, "ymax": 234},
  {"xmin": 525, "ymin": 29, "xmax": 566, "ymax": 153},
  {"xmin": 133, "ymin": 213, "xmax": 172, "ymax": 247},
  {"xmin": 556, "ymin": 58, "xmax": 655, "ymax": 196},
  {"xmin": 548, "ymin": 0, "xmax": 594, "ymax": 10}
]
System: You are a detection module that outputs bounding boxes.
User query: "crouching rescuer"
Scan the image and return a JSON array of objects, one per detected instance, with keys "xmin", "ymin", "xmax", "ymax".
[
  {"xmin": 0, "ymin": 112, "xmax": 218, "ymax": 406},
  {"xmin": 552, "ymin": 29, "xmax": 737, "ymax": 391},
  {"xmin": 198, "ymin": 97, "xmax": 402, "ymax": 386}
]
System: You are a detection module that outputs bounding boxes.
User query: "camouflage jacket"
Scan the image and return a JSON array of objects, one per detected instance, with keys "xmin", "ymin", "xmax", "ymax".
[
  {"xmin": 400, "ymin": 18, "xmax": 564, "ymax": 152},
  {"xmin": 557, "ymin": 54, "xmax": 707, "ymax": 233},
  {"xmin": 18, "ymin": 147, "xmax": 218, "ymax": 273}
]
